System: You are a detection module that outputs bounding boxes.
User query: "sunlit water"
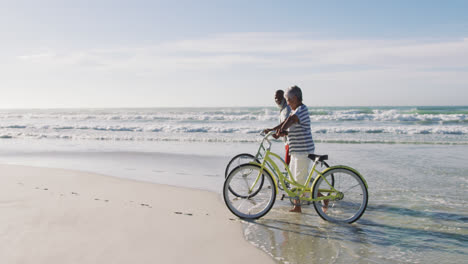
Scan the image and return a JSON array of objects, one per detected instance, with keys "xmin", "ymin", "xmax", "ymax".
[{"xmin": 242, "ymin": 144, "xmax": 467, "ymax": 264}]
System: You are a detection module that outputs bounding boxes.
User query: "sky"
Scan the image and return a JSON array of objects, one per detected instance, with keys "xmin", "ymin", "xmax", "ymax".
[{"xmin": 0, "ymin": 0, "xmax": 467, "ymax": 108}]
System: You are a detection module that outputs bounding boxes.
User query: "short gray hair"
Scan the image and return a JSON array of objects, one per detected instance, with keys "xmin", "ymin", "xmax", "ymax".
[{"xmin": 284, "ymin": 85, "xmax": 303, "ymax": 102}]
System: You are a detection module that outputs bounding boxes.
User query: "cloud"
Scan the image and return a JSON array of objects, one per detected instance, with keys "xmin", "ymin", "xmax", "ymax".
[
  {"xmin": 4, "ymin": 33, "xmax": 468, "ymax": 107},
  {"xmin": 13, "ymin": 34, "xmax": 468, "ymax": 75},
  {"xmin": 18, "ymin": 53, "xmax": 56, "ymax": 60}
]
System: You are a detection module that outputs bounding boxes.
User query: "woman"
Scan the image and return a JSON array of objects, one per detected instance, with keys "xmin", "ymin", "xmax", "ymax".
[{"xmin": 265, "ymin": 85, "xmax": 314, "ymax": 213}]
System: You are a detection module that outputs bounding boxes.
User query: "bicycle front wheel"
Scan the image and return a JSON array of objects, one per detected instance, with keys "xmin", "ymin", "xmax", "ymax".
[
  {"xmin": 223, "ymin": 164, "xmax": 276, "ymax": 219},
  {"xmin": 312, "ymin": 168, "xmax": 368, "ymax": 223}
]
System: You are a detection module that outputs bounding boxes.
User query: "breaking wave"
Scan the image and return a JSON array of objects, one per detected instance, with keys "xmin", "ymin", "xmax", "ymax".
[{"xmin": 1, "ymin": 106, "xmax": 467, "ymax": 145}]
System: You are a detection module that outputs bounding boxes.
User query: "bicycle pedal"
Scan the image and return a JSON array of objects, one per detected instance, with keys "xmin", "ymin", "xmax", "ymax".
[{"xmin": 280, "ymin": 194, "xmax": 285, "ymax": 200}]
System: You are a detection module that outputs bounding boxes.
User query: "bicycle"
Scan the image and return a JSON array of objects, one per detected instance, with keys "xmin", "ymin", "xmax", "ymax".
[
  {"xmin": 224, "ymin": 133, "xmax": 331, "ymax": 203},
  {"xmin": 223, "ymin": 131, "xmax": 368, "ymax": 223}
]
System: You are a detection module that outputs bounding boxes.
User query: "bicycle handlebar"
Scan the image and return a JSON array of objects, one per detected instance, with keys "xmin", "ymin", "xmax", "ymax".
[
  {"xmin": 260, "ymin": 130, "xmax": 275, "ymax": 137},
  {"xmin": 260, "ymin": 130, "xmax": 288, "ymax": 138},
  {"xmin": 259, "ymin": 130, "xmax": 289, "ymax": 151}
]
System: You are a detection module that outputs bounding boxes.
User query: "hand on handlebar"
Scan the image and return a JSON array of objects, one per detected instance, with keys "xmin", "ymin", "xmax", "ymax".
[
  {"xmin": 273, "ymin": 129, "xmax": 287, "ymax": 139},
  {"xmin": 261, "ymin": 129, "xmax": 287, "ymax": 138}
]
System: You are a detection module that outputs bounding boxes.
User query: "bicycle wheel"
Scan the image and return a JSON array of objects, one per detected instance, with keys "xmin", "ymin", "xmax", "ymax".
[
  {"xmin": 312, "ymin": 168, "xmax": 368, "ymax": 223},
  {"xmin": 224, "ymin": 153, "xmax": 257, "ymax": 178},
  {"xmin": 224, "ymin": 164, "xmax": 276, "ymax": 219}
]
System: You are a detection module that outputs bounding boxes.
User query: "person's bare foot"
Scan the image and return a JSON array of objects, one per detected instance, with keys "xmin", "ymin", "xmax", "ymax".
[
  {"xmin": 318, "ymin": 192, "xmax": 329, "ymax": 213},
  {"xmin": 322, "ymin": 202, "xmax": 328, "ymax": 213},
  {"xmin": 289, "ymin": 205, "xmax": 302, "ymax": 213}
]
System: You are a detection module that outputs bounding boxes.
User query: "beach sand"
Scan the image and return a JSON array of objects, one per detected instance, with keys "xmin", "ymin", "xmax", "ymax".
[{"xmin": 0, "ymin": 164, "xmax": 274, "ymax": 264}]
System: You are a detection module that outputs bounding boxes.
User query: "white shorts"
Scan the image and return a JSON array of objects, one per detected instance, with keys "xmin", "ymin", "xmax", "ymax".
[{"xmin": 289, "ymin": 152, "xmax": 312, "ymax": 185}]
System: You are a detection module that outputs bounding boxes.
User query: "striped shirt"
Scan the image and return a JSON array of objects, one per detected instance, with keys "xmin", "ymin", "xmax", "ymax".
[{"xmin": 287, "ymin": 104, "xmax": 315, "ymax": 153}]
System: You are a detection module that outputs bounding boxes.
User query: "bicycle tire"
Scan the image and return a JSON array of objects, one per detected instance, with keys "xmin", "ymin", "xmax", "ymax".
[
  {"xmin": 224, "ymin": 163, "xmax": 276, "ymax": 219},
  {"xmin": 224, "ymin": 153, "xmax": 257, "ymax": 178},
  {"xmin": 225, "ymin": 153, "xmax": 264, "ymax": 197},
  {"xmin": 312, "ymin": 167, "xmax": 368, "ymax": 223}
]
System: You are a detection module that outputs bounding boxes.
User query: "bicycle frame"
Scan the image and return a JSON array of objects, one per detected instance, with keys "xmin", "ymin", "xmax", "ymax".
[
  {"xmin": 248, "ymin": 132, "xmax": 339, "ymax": 202},
  {"xmin": 253, "ymin": 135, "xmax": 286, "ymax": 180}
]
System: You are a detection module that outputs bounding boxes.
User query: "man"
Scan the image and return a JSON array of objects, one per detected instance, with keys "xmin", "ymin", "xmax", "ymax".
[{"xmin": 274, "ymin": 90, "xmax": 291, "ymax": 165}]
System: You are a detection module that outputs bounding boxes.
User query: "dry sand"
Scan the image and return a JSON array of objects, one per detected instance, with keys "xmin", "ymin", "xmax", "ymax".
[{"xmin": 0, "ymin": 164, "xmax": 274, "ymax": 264}]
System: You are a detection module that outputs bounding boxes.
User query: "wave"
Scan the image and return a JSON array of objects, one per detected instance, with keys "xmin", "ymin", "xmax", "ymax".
[
  {"xmin": 1, "ymin": 132, "xmax": 467, "ymax": 145},
  {"xmin": 412, "ymin": 106, "xmax": 468, "ymax": 115},
  {"xmin": 1, "ymin": 106, "xmax": 467, "ymax": 124},
  {"xmin": 1, "ymin": 107, "xmax": 467, "ymax": 147},
  {"xmin": 314, "ymin": 126, "xmax": 468, "ymax": 135},
  {"xmin": 2, "ymin": 124, "xmax": 468, "ymax": 135}
]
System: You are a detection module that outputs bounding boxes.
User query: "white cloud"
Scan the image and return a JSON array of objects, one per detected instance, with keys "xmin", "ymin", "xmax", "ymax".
[
  {"xmin": 15, "ymin": 34, "xmax": 468, "ymax": 73},
  {"xmin": 3, "ymin": 33, "xmax": 467, "ymax": 107},
  {"xmin": 17, "ymin": 53, "xmax": 56, "ymax": 60}
]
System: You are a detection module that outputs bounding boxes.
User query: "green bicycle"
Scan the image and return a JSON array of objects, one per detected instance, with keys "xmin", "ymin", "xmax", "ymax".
[
  {"xmin": 223, "ymin": 131, "xmax": 368, "ymax": 223},
  {"xmin": 224, "ymin": 134, "xmax": 331, "ymax": 202}
]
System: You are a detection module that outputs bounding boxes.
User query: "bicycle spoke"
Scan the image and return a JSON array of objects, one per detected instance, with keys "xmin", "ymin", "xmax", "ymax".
[{"xmin": 342, "ymin": 183, "xmax": 361, "ymax": 193}]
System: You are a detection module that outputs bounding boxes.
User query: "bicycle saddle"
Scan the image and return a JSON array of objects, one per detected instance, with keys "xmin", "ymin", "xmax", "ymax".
[{"xmin": 308, "ymin": 154, "xmax": 328, "ymax": 161}]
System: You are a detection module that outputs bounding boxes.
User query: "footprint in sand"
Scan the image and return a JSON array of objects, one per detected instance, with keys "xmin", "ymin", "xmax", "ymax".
[
  {"xmin": 174, "ymin": 212, "xmax": 194, "ymax": 216},
  {"xmin": 94, "ymin": 198, "xmax": 109, "ymax": 202}
]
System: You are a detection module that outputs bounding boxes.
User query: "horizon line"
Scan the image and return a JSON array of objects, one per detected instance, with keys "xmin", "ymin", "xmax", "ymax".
[{"xmin": 0, "ymin": 105, "xmax": 466, "ymax": 110}]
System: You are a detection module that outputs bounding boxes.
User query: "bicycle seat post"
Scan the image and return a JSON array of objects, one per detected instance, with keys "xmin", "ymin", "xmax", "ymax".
[{"xmin": 311, "ymin": 156, "xmax": 320, "ymax": 168}]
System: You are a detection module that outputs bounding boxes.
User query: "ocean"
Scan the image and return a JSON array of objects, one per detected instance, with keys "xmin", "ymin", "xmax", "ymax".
[
  {"xmin": 0, "ymin": 106, "xmax": 467, "ymax": 263},
  {"xmin": 1, "ymin": 106, "xmax": 467, "ymax": 144}
]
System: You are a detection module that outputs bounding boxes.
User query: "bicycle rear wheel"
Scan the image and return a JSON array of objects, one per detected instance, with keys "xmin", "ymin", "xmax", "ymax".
[
  {"xmin": 224, "ymin": 164, "xmax": 276, "ymax": 219},
  {"xmin": 224, "ymin": 153, "xmax": 257, "ymax": 178},
  {"xmin": 312, "ymin": 168, "xmax": 368, "ymax": 223}
]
